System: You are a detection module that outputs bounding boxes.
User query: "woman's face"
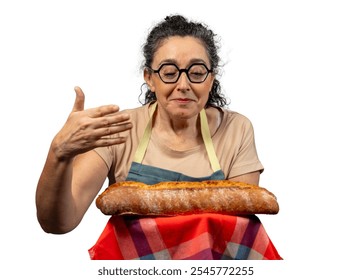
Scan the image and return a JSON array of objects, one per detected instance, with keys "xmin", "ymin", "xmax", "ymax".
[{"xmin": 144, "ymin": 36, "xmax": 215, "ymax": 120}]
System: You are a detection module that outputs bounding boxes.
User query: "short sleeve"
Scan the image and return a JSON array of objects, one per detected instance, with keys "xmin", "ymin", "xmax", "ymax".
[
  {"xmin": 228, "ymin": 119, "xmax": 264, "ymax": 178},
  {"xmin": 214, "ymin": 110, "xmax": 264, "ymax": 179}
]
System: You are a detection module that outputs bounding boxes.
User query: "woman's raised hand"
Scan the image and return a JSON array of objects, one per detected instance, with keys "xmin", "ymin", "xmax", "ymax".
[{"xmin": 51, "ymin": 86, "xmax": 132, "ymax": 161}]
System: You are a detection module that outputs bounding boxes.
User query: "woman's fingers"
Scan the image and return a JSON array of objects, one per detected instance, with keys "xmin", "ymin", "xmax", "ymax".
[
  {"xmin": 87, "ymin": 104, "xmax": 120, "ymax": 118},
  {"xmin": 55, "ymin": 87, "xmax": 133, "ymax": 157},
  {"xmin": 88, "ymin": 112, "xmax": 131, "ymax": 129},
  {"xmin": 93, "ymin": 121, "xmax": 133, "ymax": 137},
  {"xmin": 91, "ymin": 135, "xmax": 130, "ymax": 148}
]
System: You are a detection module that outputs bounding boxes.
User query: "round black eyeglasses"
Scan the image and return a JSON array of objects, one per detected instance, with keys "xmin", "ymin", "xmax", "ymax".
[{"xmin": 148, "ymin": 63, "xmax": 213, "ymax": 84}]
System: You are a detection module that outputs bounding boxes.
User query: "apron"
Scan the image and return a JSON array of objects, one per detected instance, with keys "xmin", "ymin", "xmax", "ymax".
[
  {"xmin": 125, "ymin": 102, "xmax": 226, "ymax": 184},
  {"xmin": 88, "ymin": 103, "xmax": 282, "ymax": 260}
]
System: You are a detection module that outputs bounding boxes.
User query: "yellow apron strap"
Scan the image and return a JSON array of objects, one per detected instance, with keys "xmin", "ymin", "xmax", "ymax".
[
  {"xmin": 133, "ymin": 102, "xmax": 157, "ymax": 163},
  {"xmin": 134, "ymin": 102, "xmax": 221, "ymax": 172},
  {"xmin": 200, "ymin": 109, "xmax": 221, "ymax": 172}
]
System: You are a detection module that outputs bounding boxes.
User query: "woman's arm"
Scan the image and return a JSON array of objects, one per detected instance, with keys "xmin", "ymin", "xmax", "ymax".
[
  {"xmin": 35, "ymin": 87, "xmax": 132, "ymax": 234},
  {"xmin": 229, "ymin": 171, "xmax": 260, "ymax": 186},
  {"xmin": 36, "ymin": 149, "xmax": 108, "ymax": 234}
]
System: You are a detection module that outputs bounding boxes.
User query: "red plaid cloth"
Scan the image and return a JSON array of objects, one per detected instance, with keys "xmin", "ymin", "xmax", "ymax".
[{"xmin": 89, "ymin": 213, "xmax": 281, "ymax": 260}]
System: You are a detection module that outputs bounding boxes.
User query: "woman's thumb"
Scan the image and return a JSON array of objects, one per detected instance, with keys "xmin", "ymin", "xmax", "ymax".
[{"xmin": 73, "ymin": 86, "xmax": 85, "ymax": 112}]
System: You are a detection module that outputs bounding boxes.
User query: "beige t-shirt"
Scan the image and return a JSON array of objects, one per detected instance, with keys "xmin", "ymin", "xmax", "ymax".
[{"xmin": 94, "ymin": 104, "xmax": 263, "ymax": 184}]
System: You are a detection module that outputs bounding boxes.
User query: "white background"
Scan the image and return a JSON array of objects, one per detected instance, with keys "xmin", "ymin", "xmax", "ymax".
[{"xmin": 1, "ymin": 0, "xmax": 351, "ymax": 279}]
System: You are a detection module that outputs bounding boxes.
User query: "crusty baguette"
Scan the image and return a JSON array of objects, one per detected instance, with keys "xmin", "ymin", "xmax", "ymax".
[{"xmin": 96, "ymin": 180, "xmax": 279, "ymax": 216}]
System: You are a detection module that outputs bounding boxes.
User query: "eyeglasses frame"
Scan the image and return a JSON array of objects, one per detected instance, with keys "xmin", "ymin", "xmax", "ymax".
[{"xmin": 147, "ymin": 63, "xmax": 213, "ymax": 84}]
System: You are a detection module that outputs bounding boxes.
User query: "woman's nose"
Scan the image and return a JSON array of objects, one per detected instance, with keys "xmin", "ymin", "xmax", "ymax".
[{"xmin": 176, "ymin": 72, "xmax": 191, "ymax": 91}]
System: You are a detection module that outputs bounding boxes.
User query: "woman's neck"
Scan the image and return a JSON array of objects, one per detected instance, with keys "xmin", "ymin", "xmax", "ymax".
[{"xmin": 153, "ymin": 109, "xmax": 203, "ymax": 150}]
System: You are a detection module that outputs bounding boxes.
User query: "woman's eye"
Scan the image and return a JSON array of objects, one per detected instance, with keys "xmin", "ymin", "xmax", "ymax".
[
  {"xmin": 190, "ymin": 71, "xmax": 204, "ymax": 76},
  {"xmin": 164, "ymin": 71, "xmax": 177, "ymax": 76}
]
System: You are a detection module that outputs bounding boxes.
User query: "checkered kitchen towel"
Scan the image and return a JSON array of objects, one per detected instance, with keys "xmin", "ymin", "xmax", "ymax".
[{"xmin": 89, "ymin": 213, "xmax": 282, "ymax": 260}]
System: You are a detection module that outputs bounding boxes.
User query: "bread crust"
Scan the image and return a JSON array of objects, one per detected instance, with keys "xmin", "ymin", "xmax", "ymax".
[{"xmin": 96, "ymin": 180, "xmax": 279, "ymax": 216}]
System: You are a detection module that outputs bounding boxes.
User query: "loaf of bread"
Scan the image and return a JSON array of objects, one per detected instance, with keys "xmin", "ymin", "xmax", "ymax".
[{"xmin": 95, "ymin": 180, "xmax": 279, "ymax": 216}]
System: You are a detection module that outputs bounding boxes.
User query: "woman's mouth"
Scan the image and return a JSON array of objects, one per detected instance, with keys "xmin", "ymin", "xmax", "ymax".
[{"xmin": 174, "ymin": 98, "xmax": 192, "ymax": 103}]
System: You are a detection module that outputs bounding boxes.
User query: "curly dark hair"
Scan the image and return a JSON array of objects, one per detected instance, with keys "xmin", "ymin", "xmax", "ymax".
[{"xmin": 139, "ymin": 15, "xmax": 229, "ymax": 108}]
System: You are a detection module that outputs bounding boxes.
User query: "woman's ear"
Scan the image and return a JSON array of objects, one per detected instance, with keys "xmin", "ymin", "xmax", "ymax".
[{"xmin": 144, "ymin": 68, "xmax": 156, "ymax": 92}]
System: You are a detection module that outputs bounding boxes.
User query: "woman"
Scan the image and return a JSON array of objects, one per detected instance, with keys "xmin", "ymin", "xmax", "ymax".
[{"xmin": 36, "ymin": 15, "xmax": 279, "ymax": 260}]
